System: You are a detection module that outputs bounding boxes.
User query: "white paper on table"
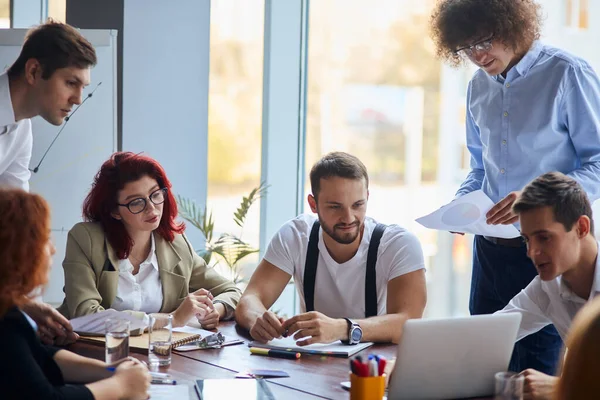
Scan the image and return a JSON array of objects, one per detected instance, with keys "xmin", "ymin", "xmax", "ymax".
[
  {"xmin": 251, "ymin": 335, "xmax": 373, "ymax": 357},
  {"xmin": 172, "ymin": 324, "xmax": 217, "ymax": 338},
  {"xmin": 70, "ymin": 309, "xmax": 147, "ymax": 335},
  {"xmin": 415, "ymin": 190, "xmax": 520, "ymax": 239},
  {"xmin": 148, "ymin": 384, "xmax": 190, "ymax": 400}
]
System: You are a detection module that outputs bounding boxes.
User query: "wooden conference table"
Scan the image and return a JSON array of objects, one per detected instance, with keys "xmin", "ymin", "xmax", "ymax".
[{"xmin": 68, "ymin": 321, "xmax": 492, "ymax": 399}]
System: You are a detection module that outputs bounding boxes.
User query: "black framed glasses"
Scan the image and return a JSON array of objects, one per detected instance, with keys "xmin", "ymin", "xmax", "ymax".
[
  {"xmin": 117, "ymin": 187, "xmax": 168, "ymax": 214},
  {"xmin": 455, "ymin": 35, "xmax": 494, "ymax": 57}
]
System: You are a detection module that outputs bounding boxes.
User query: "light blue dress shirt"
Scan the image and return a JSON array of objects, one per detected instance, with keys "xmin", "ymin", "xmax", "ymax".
[{"xmin": 456, "ymin": 41, "xmax": 600, "ymax": 204}]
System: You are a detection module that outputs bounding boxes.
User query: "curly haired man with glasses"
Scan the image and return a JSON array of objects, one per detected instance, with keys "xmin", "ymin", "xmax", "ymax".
[{"xmin": 430, "ymin": 0, "xmax": 600, "ymax": 376}]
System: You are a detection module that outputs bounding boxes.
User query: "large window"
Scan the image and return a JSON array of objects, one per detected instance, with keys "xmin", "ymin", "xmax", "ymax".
[
  {"xmin": 47, "ymin": 0, "xmax": 66, "ymax": 22},
  {"xmin": 0, "ymin": 0, "xmax": 8, "ymax": 28},
  {"xmin": 305, "ymin": 0, "xmax": 473, "ymax": 317},
  {"xmin": 207, "ymin": 0, "xmax": 264, "ymax": 285}
]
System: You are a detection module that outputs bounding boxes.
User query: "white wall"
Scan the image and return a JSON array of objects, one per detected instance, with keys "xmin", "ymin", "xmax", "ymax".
[{"xmin": 122, "ymin": 0, "xmax": 210, "ymax": 246}]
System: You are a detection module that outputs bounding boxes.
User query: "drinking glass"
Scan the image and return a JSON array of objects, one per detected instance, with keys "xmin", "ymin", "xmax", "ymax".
[
  {"xmin": 105, "ymin": 318, "xmax": 130, "ymax": 364},
  {"xmin": 494, "ymin": 371, "xmax": 524, "ymax": 400},
  {"xmin": 148, "ymin": 313, "xmax": 173, "ymax": 368}
]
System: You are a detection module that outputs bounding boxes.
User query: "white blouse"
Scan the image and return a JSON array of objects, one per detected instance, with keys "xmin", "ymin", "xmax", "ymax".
[{"xmin": 112, "ymin": 234, "xmax": 163, "ymax": 314}]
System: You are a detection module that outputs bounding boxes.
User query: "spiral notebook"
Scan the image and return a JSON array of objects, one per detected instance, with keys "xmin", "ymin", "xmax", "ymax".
[{"xmin": 79, "ymin": 330, "xmax": 204, "ymax": 353}]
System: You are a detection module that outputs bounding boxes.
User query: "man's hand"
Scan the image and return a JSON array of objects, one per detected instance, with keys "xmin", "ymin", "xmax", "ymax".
[
  {"xmin": 281, "ymin": 311, "xmax": 346, "ymax": 346},
  {"xmin": 520, "ymin": 369, "xmax": 558, "ymax": 400},
  {"xmin": 486, "ymin": 191, "xmax": 521, "ymax": 225},
  {"xmin": 249, "ymin": 311, "xmax": 286, "ymax": 343},
  {"xmin": 21, "ymin": 300, "xmax": 78, "ymax": 345}
]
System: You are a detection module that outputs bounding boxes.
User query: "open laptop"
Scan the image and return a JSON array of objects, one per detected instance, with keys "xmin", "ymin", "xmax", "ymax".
[{"xmin": 387, "ymin": 313, "xmax": 521, "ymax": 400}]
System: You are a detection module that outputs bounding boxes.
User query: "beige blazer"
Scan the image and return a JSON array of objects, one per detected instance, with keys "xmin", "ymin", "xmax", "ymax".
[{"xmin": 57, "ymin": 222, "xmax": 241, "ymax": 320}]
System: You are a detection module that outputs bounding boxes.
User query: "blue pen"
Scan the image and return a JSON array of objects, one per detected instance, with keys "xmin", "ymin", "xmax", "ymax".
[{"xmin": 106, "ymin": 367, "xmax": 116, "ymax": 372}]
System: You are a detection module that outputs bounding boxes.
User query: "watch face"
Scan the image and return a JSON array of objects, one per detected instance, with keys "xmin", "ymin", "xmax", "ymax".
[{"xmin": 351, "ymin": 327, "xmax": 362, "ymax": 343}]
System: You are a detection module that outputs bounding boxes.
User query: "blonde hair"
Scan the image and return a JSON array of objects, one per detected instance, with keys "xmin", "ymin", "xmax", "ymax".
[{"xmin": 554, "ymin": 296, "xmax": 600, "ymax": 399}]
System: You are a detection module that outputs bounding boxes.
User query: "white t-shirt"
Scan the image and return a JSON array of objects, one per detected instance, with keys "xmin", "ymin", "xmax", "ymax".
[
  {"xmin": 0, "ymin": 73, "xmax": 32, "ymax": 191},
  {"xmin": 264, "ymin": 214, "xmax": 425, "ymax": 319},
  {"xmin": 497, "ymin": 243, "xmax": 600, "ymax": 341}
]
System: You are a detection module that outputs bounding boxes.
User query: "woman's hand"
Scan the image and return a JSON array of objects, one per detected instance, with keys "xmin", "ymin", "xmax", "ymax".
[{"xmin": 172, "ymin": 288, "xmax": 215, "ymax": 327}]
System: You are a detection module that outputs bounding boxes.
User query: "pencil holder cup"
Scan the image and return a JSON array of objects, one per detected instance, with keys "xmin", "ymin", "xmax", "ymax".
[{"xmin": 350, "ymin": 373, "xmax": 385, "ymax": 400}]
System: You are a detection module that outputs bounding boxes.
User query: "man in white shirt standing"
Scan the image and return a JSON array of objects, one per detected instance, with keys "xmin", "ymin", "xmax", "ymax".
[
  {"xmin": 497, "ymin": 172, "xmax": 599, "ymax": 399},
  {"xmin": 236, "ymin": 152, "xmax": 427, "ymax": 345},
  {"xmin": 0, "ymin": 20, "xmax": 97, "ymax": 345}
]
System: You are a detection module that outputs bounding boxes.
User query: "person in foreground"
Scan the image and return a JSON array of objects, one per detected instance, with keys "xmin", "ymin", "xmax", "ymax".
[
  {"xmin": 430, "ymin": 0, "xmax": 600, "ymax": 374},
  {"xmin": 495, "ymin": 172, "xmax": 599, "ymax": 399},
  {"xmin": 0, "ymin": 188, "xmax": 151, "ymax": 399},
  {"xmin": 236, "ymin": 152, "xmax": 426, "ymax": 345},
  {"xmin": 554, "ymin": 296, "xmax": 600, "ymax": 400},
  {"xmin": 1, "ymin": 19, "xmax": 98, "ymax": 346},
  {"xmin": 58, "ymin": 152, "xmax": 241, "ymax": 329}
]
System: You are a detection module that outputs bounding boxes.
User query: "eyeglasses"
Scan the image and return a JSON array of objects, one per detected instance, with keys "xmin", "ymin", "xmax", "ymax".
[
  {"xmin": 118, "ymin": 187, "xmax": 167, "ymax": 214},
  {"xmin": 455, "ymin": 35, "xmax": 494, "ymax": 57}
]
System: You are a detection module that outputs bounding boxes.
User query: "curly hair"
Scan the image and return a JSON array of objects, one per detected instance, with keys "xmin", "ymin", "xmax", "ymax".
[
  {"xmin": 430, "ymin": 0, "xmax": 543, "ymax": 66},
  {"xmin": 0, "ymin": 189, "xmax": 51, "ymax": 317}
]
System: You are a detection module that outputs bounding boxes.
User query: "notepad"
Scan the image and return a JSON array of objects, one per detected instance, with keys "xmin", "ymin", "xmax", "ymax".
[
  {"xmin": 249, "ymin": 336, "xmax": 373, "ymax": 358},
  {"xmin": 79, "ymin": 330, "xmax": 203, "ymax": 352}
]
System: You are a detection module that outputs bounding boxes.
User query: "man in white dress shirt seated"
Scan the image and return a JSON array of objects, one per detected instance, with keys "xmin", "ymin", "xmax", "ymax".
[
  {"xmin": 0, "ymin": 20, "xmax": 96, "ymax": 345},
  {"xmin": 235, "ymin": 152, "xmax": 427, "ymax": 345},
  {"xmin": 496, "ymin": 172, "xmax": 600, "ymax": 399}
]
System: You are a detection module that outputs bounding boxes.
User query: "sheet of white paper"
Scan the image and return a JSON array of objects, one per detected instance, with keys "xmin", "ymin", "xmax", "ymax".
[
  {"xmin": 148, "ymin": 384, "xmax": 189, "ymax": 400},
  {"xmin": 70, "ymin": 309, "xmax": 147, "ymax": 334},
  {"xmin": 416, "ymin": 190, "xmax": 520, "ymax": 239},
  {"xmin": 173, "ymin": 325, "xmax": 216, "ymax": 338}
]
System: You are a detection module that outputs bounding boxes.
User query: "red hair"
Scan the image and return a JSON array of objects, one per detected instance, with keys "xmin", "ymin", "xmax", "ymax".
[
  {"xmin": 0, "ymin": 189, "xmax": 51, "ymax": 317},
  {"xmin": 82, "ymin": 152, "xmax": 185, "ymax": 259}
]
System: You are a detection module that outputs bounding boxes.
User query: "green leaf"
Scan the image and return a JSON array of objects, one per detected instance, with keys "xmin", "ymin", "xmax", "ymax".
[{"xmin": 233, "ymin": 182, "xmax": 269, "ymax": 227}]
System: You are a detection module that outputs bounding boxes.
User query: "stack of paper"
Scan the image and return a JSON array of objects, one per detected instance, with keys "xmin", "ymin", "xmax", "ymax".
[{"xmin": 70, "ymin": 309, "xmax": 147, "ymax": 336}]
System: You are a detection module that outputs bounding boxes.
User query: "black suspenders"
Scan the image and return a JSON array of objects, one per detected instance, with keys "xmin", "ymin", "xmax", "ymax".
[{"xmin": 303, "ymin": 220, "xmax": 387, "ymax": 318}]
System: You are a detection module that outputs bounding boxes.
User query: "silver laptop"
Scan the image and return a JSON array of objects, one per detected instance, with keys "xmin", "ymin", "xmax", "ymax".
[{"xmin": 387, "ymin": 313, "xmax": 521, "ymax": 400}]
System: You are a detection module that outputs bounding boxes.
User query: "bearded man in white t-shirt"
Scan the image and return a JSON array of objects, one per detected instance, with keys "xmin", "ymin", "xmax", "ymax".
[
  {"xmin": 236, "ymin": 152, "xmax": 427, "ymax": 345},
  {"xmin": 0, "ymin": 20, "xmax": 96, "ymax": 346}
]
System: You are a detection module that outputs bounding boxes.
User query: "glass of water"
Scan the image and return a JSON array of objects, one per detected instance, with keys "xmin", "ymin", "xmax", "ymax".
[
  {"xmin": 148, "ymin": 313, "xmax": 173, "ymax": 369},
  {"xmin": 105, "ymin": 318, "xmax": 130, "ymax": 364},
  {"xmin": 495, "ymin": 371, "xmax": 524, "ymax": 400}
]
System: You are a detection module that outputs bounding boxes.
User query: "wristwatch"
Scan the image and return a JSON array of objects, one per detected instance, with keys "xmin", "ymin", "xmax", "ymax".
[{"xmin": 342, "ymin": 318, "xmax": 363, "ymax": 345}]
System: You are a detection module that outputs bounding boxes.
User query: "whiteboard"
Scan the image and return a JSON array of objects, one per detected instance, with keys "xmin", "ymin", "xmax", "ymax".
[{"xmin": 0, "ymin": 29, "xmax": 118, "ymax": 304}]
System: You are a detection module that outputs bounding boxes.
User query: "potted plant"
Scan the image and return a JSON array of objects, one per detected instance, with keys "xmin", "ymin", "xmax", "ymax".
[{"xmin": 176, "ymin": 182, "xmax": 268, "ymax": 286}]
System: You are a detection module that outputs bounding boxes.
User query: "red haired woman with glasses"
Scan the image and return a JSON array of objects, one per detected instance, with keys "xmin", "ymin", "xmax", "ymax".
[
  {"xmin": 57, "ymin": 152, "xmax": 240, "ymax": 331},
  {"xmin": 0, "ymin": 189, "xmax": 150, "ymax": 399}
]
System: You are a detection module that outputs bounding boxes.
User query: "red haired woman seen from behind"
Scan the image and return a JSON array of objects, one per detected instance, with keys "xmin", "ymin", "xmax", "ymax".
[
  {"xmin": 554, "ymin": 296, "xmax": 600, "ymax": 400},
  {"xmin": 0, "ymin": 189, "xmax": 151, "ymax": 399},
  {"xmin": 57, "ymin": 152, "xmax": 240, "ymax": 329}
]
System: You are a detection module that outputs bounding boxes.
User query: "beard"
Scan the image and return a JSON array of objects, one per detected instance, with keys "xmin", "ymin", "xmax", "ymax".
[{"xmin": 318, "ymin": 216, "xmax": 363, "ymax": 245}]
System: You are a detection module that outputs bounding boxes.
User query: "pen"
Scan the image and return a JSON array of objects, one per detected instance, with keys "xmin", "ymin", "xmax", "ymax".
[
  {"xmin": 151, "ymin": 378, "xmax": 177, "ymax": 385},
  {"xmin": 149, "ymin": 371, "xmax": 171, "ymax": 379},
  {"xmin": 249, "ymin": 347, "xmax": 301, "ymax": 360}
]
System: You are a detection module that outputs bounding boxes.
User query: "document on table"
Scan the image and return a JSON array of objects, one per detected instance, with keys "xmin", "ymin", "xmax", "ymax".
[
  {"xmin": 250, "ymin": 336, "xmax": 373, "ymax": 358},
  {"xmin": 149, "ymin": 384, "xmax": 190, "ymax": 400},
  {"xmin": 70, "ymin": 309, "xmax": 147, "ymax": 335},
  {"xmin": 416, "ymin": 190, "xmax": 520, "ymax": 238},
  {"xmin": 173, "ymin": 324, "xmax": 218, "ymax": 338}
]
